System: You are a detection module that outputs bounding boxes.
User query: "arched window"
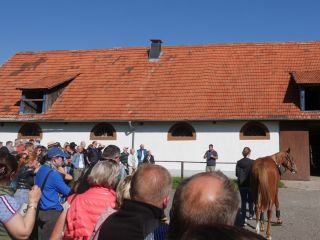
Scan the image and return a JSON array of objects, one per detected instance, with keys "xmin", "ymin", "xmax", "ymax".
[
  {"xmin": 240, "ymin": 121, "xmax": 270, "ymax": 140},
  {"xmin": 90, "ymin": 123, "xmax": 117, "ymax": 140},
  {"xmin": 18, "ymin": 123, "xmax": 42, "ymax": 139},
  {"xmin": 168, "ymin": 122, "xmax": 196, "ymax": 141}
]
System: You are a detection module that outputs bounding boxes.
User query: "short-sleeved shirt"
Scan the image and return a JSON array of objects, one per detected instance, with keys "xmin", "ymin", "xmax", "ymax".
[
  {"xmin": 205, "ymin": 150, "xmax": 218, "ymax": 166},
  {"xmin": 0, "ymin": 195, "xmax": 19, "ymax": 223}
]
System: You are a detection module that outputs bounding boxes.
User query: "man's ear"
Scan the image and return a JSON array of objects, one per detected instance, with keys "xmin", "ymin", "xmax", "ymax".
[{"xmin": 162, "ymin": 195, "xmax": 170, "ymax": 209}]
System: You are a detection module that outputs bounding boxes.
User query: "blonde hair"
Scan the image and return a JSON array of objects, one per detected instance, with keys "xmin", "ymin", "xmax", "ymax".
[
  {"xmin": 88, "ymin": 161, "xmax": 120, "ymax": 189},
  {"xmin": 116, "ymin": 175, "xmax": 132, "ymax": 208}
]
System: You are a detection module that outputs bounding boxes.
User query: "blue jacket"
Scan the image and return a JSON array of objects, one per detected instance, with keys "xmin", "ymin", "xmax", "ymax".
[
  {"xmin": 72, "ymin": 152, "xmax": 84, "ymax": 169},
  {"xmin": 35, "ymin": 165, "xmax": 71, "ymax": 211},
  {"xmin": 137, "ymin": 149, "xmax": 148, "ymax": 162}
]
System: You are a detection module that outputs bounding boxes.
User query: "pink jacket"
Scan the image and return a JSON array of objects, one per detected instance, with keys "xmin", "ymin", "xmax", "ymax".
[{"xmin": 64, "ymin": 186, "xmax": 116, "ymax": 239}]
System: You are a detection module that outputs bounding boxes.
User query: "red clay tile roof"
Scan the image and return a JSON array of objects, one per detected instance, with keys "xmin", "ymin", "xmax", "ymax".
[
  {"xmin": 17, "ymin": 73, "xmax": 80, "ymax": 90},
  {"xmin": 291, "ymin": 70, "xmax": 320, "ymax": 84},
  {"xmin": 1, "ymin": 41, "xmax": 320, "ymax": 121}
]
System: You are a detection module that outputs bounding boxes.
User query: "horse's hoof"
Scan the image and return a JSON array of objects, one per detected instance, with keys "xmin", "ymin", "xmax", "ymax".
[
  {"xmin": 266, "ymin": 235, "xmax": 272, "ymax": 240},
  {"xmin": 261, "ymin": 226, "xmax": 265, "ymax": 232},
  {"xmin": 277, "ymin": 219, "xmax": 283, "ymax": 225}
]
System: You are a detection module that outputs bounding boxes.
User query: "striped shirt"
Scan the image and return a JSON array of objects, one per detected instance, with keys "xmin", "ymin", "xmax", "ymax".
[{"xmin": 0, "ymin": 195, "xmax": 19, "ymax": 223}]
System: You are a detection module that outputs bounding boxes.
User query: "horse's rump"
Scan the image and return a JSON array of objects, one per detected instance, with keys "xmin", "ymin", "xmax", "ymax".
[{"xmin": 251, "ymin": 158, "xmax": 272, "ymax": 211}]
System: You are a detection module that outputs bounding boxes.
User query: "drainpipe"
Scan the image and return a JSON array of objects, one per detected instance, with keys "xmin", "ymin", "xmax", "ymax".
[{"xmin": 128, "ymin": 121, "xmax": 135, "ymax": 149}]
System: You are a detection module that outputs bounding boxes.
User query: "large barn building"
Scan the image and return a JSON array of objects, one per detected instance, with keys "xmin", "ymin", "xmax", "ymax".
[{"xmin": 1, "ymin": 40, "xmax": 320, "ymax": 180}]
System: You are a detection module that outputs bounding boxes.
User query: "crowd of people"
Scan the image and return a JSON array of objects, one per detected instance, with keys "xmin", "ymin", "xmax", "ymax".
[{"xmin": 0, "ymin": 139, "xmax": 265, "ymax": 240}]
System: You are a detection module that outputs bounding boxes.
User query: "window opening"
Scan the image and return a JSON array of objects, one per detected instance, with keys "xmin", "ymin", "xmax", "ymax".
[
  {"xmin": 240, "ymin": 122, "xmax": 270, "ymax": 140},
  {"xmin": 168, "ymin": 123, "xmax": 196, "ymax": 140},
  {"xmin": 90, "ymin": 123, "xmax": 117, "ymax": 140}
]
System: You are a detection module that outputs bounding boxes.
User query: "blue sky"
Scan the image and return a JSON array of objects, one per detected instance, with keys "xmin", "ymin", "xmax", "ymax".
[{"xmin": 1, "ymin": 0, "xmax": 320, "ymax": 64}]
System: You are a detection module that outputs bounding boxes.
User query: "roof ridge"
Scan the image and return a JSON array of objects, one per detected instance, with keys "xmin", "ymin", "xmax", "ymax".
[{"xmin": 12, "ymin": 40, "xmax": 320, "ymax": 55}]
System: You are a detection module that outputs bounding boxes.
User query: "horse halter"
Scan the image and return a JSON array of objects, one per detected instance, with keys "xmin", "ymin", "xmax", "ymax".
[{"xmin": 284, "ymin": 153, "xmax": 297, "ymax": 174}]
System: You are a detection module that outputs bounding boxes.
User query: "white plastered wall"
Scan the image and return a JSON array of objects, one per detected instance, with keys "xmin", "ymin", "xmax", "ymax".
[{"xmin": 0, "ymin": 121, "xmax": 279, "ymax": 177}]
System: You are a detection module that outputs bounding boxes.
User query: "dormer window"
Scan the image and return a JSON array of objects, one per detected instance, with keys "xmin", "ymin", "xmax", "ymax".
[
  {"xmin": 291, "ymin": 71, "xmax": 320, "ymax": 111},
  {"xmin": 21, "ymin": 91, "xmax": 45, "ymax": 114},
  {"xmin": 17, "ymin": 73, "xmax": 79, "ymax": 114}
]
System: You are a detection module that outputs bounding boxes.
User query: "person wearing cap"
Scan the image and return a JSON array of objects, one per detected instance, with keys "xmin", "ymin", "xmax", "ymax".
[
  {"xmin": 203, "ymin": 144, "xmax": 218, "ymax": 172},
  {"xmin": 35, "ymin": 147, "xmax": 71, "ymax": 239}
]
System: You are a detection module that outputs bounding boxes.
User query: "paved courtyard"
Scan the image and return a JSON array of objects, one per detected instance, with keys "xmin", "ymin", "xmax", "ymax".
[
  {"xmin": 166, "ymin": 177, "xmax": 320, "ymax": 240},
  {"xmin": 243, "ymin": 178, "xmax": 320, "ymax": 240}
]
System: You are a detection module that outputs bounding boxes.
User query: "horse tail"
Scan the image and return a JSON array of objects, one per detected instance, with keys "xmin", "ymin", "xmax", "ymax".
[{"xmin": 258, "ymin": 169, "xmax": 271, "ymax": 211}]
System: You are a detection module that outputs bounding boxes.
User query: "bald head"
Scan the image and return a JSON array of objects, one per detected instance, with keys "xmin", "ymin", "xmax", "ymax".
[
  {"xmin": 130, "ymin": 164, "xmax": 172, "ymax": 208},
  {"xmin": 168, "ymin": 171, "xmax": 239, "ymax": 239},
  {"xmin": 183, "ymin": 175, "xmax": 223, "ymax": 209}
]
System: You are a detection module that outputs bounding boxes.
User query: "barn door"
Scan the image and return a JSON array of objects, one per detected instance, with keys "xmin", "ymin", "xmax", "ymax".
[{"xmin": 279, "ymin": 122, "xmax": 310, "ymax": 181}]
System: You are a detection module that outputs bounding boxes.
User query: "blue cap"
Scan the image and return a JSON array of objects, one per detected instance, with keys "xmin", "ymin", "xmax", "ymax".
[{"xmin": 47, "ymin": 147, "xmax": 68, "ymax": 158}]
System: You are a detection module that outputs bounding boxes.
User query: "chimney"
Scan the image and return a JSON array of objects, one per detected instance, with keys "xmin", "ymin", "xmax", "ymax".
[{"xmin": 149, "ymin": 39, "xmax": 162, "ymax": 60}]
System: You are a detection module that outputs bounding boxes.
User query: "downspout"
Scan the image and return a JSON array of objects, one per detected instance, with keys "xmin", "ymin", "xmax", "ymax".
[{"xmin": 128, "ymin": 121, "xmax": 135, "ymax": 149}]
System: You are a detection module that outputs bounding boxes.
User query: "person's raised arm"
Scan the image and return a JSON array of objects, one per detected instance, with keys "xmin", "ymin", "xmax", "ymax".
[
  {"xmin": 57, "ymin": 166, "xmax": 73, "ymax": 181},
  {"xmin": 203, "ymin": 150, "xmax": 207, "ymax": 159},
  {"xmin": 4, "ymin": 186, "xmax": 41, "ymax": 239}
]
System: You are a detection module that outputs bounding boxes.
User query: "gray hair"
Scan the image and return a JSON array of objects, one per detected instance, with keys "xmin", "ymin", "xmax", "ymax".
[{"xmin": 88, "ymin": 161, "xmax": 120, "ymax": 189}]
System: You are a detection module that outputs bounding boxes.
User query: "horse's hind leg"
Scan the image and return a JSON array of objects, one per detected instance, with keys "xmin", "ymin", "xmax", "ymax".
[
  {"xmin": 255, "ymin": 206, "xmax": 261, "ymax": 234},
  {"xmin": 260, "ymin": 211, "xmax": 265, "ymax": 232},
  {"xmin": 266, "ymin": 208, "xmax": 272, "ymax": 240},
  {"xmin": 275, "ymin": 192, "xmax": 282, "ymax": 225}
]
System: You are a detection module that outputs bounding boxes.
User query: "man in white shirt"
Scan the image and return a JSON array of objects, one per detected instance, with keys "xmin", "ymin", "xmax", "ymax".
[{"xmin": 72, "ymin": 145, "xmax": 85, "ymax": 182}]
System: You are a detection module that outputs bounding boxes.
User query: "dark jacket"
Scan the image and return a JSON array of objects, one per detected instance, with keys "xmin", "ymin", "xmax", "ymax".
[
  {"xmin": 236, "ymin": 157, "xmax": 253, "ymax": 187},
  {"xmin": 87, "ymin": 147, "xmax": 103, "ymax": 164},
  {"xmin": 75, "ymin": 163, "xmax": 95, "ymax": 194},
  {"xmin": 98, "ymin": 199, "xmax": 166, "ymax": 240},
  {"xmin": 16, "ymin": 165, "xmax": 35, "ymax": 190}
]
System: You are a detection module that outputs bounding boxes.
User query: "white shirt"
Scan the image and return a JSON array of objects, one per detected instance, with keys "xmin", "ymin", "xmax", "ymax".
[
  {"xmin": 78, "ymin": 153, "xmax": 84, "ymax": 169},
  {"xmin": 128, "ymin": 154, "xmax": 137, "ymax": 174}
]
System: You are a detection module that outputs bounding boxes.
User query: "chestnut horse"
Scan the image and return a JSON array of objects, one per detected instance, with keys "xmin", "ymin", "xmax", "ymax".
[{"xmin": 250, "ymin": 148, "xmax": 297, "ymax": 240}]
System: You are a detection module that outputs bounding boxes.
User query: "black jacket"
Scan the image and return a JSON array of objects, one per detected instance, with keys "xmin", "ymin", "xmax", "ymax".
[
  {"xmin": 16, "ymin": 165, "xmax": 35, "ymax": 190},
  {"xmin": 236, "ymin": 157, "xmax": 253, "ymax": 187},
  {"xmin": 87, "ymin": 147, "xmax": 103, "ymax": 164},
  {"xmin": 98, "ymin": 199, "xmax": 165, "ymax": 240}
]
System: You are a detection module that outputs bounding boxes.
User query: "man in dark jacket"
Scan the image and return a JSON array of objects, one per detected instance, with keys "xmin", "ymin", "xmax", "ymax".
[
  {"xmin": 87, "ymin": 141, "xmax": 104, "ymax": 165},
  {"xmin": 98, "ymin": 164, "xmax": 172, "ymax": 240},
  {"xmin": 236, "ymin": 147, "xmax": 254, "ymax": 226}
]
